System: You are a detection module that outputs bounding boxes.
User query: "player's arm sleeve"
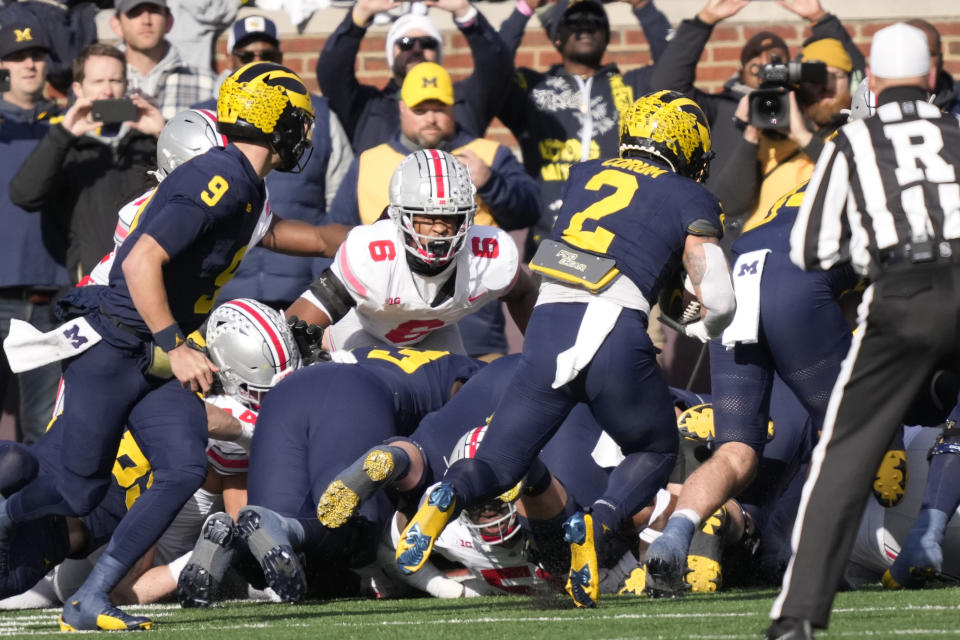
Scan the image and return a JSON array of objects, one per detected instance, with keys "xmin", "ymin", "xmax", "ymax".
[
  {"xmin": 683, "ymin": 237, "xmax": 735, "ymax": 340},
  {"xmin": 475, "ymin": 146, "xmax": 540, "ymax": 230},
  {"xmin": 790, "ymin": 138, "xmax": 849, "ymax": 271}
]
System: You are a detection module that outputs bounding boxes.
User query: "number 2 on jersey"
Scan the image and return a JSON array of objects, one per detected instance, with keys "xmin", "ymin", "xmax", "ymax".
[{"xmin": 561, "ymin": 169, "xmax": 638, "ymax": 253}]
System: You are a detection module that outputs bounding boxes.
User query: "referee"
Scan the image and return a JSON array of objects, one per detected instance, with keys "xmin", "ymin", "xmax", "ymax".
[{"xmin": 766, "ymin": 23, "xmax": 960, "ymax": 640}]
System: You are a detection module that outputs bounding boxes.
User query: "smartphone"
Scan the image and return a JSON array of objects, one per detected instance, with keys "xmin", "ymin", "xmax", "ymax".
[
  {"xmin": 90, "ymin": 98, "xmax": 138, "ymax": 124},
  {"xmin": 0, "ymin": 69, "xmax": 9, "ymax": 94}
]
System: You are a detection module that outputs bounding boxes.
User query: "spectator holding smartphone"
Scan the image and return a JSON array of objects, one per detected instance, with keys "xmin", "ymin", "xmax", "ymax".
[
  {"xmin": 10, "ymin": 43, "xmax": 162, "ymax": 284},
  {"xmin": 0, "ymin": 18, "xmax": 69, "ymax": 445}
]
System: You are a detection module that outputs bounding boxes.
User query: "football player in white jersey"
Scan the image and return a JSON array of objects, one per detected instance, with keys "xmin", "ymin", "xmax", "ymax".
[
  {"xmin": 378, "ymin": 425, "xmax": 641, "ymax": 599},
  {"xmin": 285, "ymin": 149, "xmax": 537, "ymax": 354}
]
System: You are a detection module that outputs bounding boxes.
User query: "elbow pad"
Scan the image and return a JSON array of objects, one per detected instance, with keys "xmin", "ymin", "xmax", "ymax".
[
  {"xmin": 305, "ymin": 268, "xmax": 355, "ymax": 324},
  {"xmin": 699, "ymin": 243, "xmax": 736, "ymax": 338}
]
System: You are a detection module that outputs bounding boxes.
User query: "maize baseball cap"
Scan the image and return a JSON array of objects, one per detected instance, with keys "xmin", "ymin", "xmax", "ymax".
[{"xmin": 401, "ymin": 61, "xmax": 454, "ymax": 107}]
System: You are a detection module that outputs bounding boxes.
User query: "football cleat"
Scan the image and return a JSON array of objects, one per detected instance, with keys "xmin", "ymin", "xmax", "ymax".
[
  {"xmin": 685, "ymin": 506, "xmax": 727, "ymax": 593},
  {"xmin": 882, "ymin": 508, "xmax": 945, "ymax": 590},
  {"xmin": 644, "ymin": 514, "xmax": 695, "ymax": 599},
  {"xmin": 59, "ymin": 598, "xmax": 151, "ymax": 632},
  {"xmin": 563, "ymin": 512, "xmax": 600, "ymax": 608},
  {"xmin": 236, "ymin": 507, "xmax": 307, "ymax": 603},
  {"xmin": 177, "ymin": 512, "xmax": 236, "ymax": 608},
  {"xmin": 872, "ymin": 448, "xmax": 907, "ymax": 508},
  {"xmin": 395, "ymin": 483, "xmax": 456, "ymax": 575},
  {"xmin": 317, "ymin": 447, "xmax": 396, "ymax": 528},
  {"xmin": 617, "ymin": 564, "xmax": 648, "ymax": 596},
  {"xmin": 676, "ymin": 404, "xmax": 715, "ymax": 443}
]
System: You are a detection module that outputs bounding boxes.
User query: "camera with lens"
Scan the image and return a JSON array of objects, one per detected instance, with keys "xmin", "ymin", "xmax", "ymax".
[{"xmin": 748, "ymin": 57, "xmax": 827, "ymax": 130}]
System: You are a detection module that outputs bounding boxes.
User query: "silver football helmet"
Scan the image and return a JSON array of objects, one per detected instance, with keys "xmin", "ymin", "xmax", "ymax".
[
  {"xmin": 388, "ymin": 149, "xmax": 477, "ymax": 272},
  {"xmin": 848, "ymin": 78, "xmax": 877, "ymax": 122},
  {"xmin": 155, "ymin": 108, "xmax": 226, "ymax": 179},
  {"xmin": 447, "ymin": 425, "xmax": 522, "ymax": 546},
  {"xmin": 206, "ymin": 299, "xmax": 301, "ymax": 407}
]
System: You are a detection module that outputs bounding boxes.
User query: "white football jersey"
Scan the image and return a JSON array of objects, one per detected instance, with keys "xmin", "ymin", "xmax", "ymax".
[
  {"xmin": 309, "ymin": 219, "xmax": 519, "ymax": 349},
  {"xmin": 431, "ymin": 518, "xmax": 636, "ymax": 596},
  {"xmin": 203, "ymin": 394, "xmax": 257, "ymax": 475},
  {"xmin": 434, "ymin": 519, "xmax": 545, "ymax": 595}
]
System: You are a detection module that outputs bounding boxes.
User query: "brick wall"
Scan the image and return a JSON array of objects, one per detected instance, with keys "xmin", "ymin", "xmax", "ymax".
[{"xmin": 212, "ymin": 16, "xmax": 960, "ymax": 149}]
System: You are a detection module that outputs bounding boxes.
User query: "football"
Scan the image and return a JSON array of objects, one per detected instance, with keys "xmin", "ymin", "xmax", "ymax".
[{"xmin": 658, "ymin": 269, "xmax": 702, "ymax": 327}]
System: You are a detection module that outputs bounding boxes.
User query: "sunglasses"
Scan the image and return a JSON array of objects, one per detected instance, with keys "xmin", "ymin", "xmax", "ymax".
[
  {"xmin": 396, "ymin": 36, "xmax": 439, "ymax": 52},
  {"xmin": 235, "ymin": 49, "xmax": 282, "ymax": 64}
]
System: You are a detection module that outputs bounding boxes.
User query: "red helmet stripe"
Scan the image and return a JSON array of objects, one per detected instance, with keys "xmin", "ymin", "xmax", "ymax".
[
  {"xmin": 428, "ymin": 149, "xmax": 446, "ymax": 200},
  {"xmin": 467, "ymin": 425, "xmax": 484, "ymax": 458},
  {"xmin": 195, "ymin": 108, "xmax": 228, "ymax": 146},
  {"xmin": 230, "ymin": 300, "xmax": 287, "ymax": 372}
]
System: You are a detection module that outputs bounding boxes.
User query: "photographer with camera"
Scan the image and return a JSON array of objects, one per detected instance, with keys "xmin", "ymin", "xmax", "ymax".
[
  {"xmin": 711, "ymin": 37, "xmax": 859, "ymax": 236},
  {"xmin": 10, "ymin": 43, "xmax": 161, "ymax": 285},
  {"xmin": 650, "ymin": 0, "xmax": 863, "ymax": 205}
]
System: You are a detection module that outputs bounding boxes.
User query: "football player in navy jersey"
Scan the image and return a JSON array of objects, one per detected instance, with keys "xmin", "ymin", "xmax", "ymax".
[
  {"xmin": 394, "ymin": 90, "xmax": 736, "ymax": 608},
  {"xmin": 0, "ymin": 62, "xmax": 349, "ymax": 632},
  {"xmin": 643, "ymin": 178, "xmax": 861, "ymax": 597},
  {"xmin": 176, "ymin": 346, "xmax": 481, "ymax": 606}
]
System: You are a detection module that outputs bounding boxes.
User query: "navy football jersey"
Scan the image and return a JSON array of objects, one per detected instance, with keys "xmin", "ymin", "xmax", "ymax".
[
  {"xmin": 733, "ymin": 181, "xmax": 809, "ymax": 257},
  {"xmin": 549, "ymin": 157, "xmax": 723, "ymax": 302},
  {"xmin": 99, "ymin": 145, "xmax": 268, "ymax": 334},
  {"xmin": 352, "ymin": 346, "xmax": 484, "ymax": 436}
]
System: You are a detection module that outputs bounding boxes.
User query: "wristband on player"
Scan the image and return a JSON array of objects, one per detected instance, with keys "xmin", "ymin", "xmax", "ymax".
[{"xmin": 153, "ymin": 323, "xmax": 186, "ymax": 352}]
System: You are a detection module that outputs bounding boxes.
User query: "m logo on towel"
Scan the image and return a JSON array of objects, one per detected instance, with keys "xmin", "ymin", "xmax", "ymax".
[
  {"xmin": 738, "ymin": 260, "xmax": 759, "ymax": 276},
  {"xmin": 63, "ymin": 325, "xmax": 88, "ymax": 349}
]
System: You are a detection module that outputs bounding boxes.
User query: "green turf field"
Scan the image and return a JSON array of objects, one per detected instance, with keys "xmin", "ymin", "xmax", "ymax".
[{"xmin": 3, "ymin": 586, "xmax": 960, "ymax": 638}]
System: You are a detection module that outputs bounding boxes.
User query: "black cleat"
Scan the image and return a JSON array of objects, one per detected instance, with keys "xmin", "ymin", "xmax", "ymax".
[
  {"xmin": 177, "ymin": 512, "xmax": 236, "ymax": 608},
  {"xmin": 236, "ymin": 507, "xmax": 307, "ymax": 603}
]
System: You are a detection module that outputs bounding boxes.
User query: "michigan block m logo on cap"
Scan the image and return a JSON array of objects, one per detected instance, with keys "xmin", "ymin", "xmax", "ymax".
[
  {"xmin": 14, "ymin": 28, "xmax": 32, "ymax": 43},
  {"xmin": 422, "ymin": 76, "xmax": 438, "ymax": 88}
]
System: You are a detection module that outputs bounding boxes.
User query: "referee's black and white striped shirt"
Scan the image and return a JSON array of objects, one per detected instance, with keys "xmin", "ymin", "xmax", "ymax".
[{"xmin": 790, "ymin": 86, "xmax": 960, "ymax": 278}]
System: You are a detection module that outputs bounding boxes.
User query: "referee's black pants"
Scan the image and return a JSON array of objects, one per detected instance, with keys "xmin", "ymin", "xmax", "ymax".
[{"xmin": 771, "ymin": 261, "xmax": 960, "ymax": 628}]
